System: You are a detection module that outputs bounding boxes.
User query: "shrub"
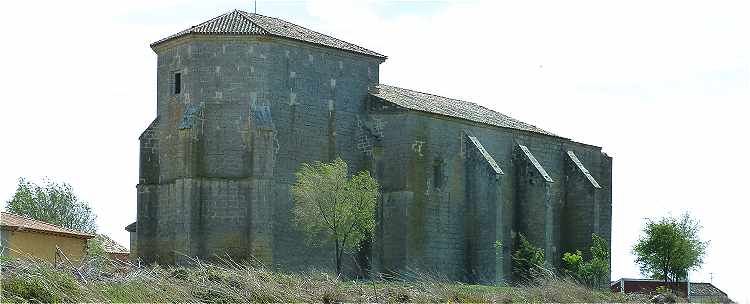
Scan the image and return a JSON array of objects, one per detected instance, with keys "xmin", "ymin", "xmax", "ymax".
[
  {"xmin": 512, "ymin": 234, "xmax": 546, "ymax": 283},
  {"xmin": 561, "ymin": 233, "xmax": 611, "ymax": 288},
  {"xmin": 561, "ymin": 250, "xmax": 584, "ymax": 277}
]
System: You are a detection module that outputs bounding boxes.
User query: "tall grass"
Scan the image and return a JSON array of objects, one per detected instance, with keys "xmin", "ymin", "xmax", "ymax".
[{"xmin": 1, "ymin": 255, "xmax": 650, "ymax": 303}]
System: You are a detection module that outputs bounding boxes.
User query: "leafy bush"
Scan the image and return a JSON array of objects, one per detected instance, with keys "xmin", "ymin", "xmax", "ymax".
[
  {"xmin": 561, "ymin": 233, "xmax": 610, "ymax": 288},
  {"xmin": 512, "ymin": 234, "xmax": 546, "ymax": 283},
  {"xmin": 651, "ymin": 286, "xmax": 679, "ymax": 303},
  {"xmin": 561, "ymin": 250, "xmax": 584, "ymax": 275}
]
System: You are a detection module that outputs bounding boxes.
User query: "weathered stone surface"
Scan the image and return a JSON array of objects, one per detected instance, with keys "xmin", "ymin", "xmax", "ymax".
[
  {"xmin": 514, "ymin": 144, "xmax": 556, "ymax": 267},
  {"xmin": 464, "ymin": 132, "xmax": 503, "ymax": 283},
  {"xmin": 135, "ymin": 11, "xmax": 613, "ymax": 283}
]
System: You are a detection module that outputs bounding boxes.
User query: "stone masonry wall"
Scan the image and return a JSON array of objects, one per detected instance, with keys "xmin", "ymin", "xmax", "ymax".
[
  {"xmin": 138, "ymin": 34, "xmax": 612, "ymax": 283},
  {"xmin": 366, "ymin": 98, "xmax": 611, "ymax": 282},
  {"xmin": 139, "ymin": 35, "xmax": 382, "ymax": 273}
]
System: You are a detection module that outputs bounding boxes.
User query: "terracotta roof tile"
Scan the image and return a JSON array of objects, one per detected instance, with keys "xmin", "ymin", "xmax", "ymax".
[{"xmin": 0, "ymin": 212, "xmax": 94, "ymax": 239}]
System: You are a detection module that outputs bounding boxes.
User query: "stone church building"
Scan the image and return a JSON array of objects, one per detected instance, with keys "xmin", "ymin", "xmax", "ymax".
[{"xmin": 134, "ymin": 10, "xmax": 612, "ymax": 283}]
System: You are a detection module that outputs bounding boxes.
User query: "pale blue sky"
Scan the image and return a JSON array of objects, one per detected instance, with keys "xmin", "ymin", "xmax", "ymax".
[{"xmin": 1, "ymin": 0, "xmax": 748, "ymax": 301}]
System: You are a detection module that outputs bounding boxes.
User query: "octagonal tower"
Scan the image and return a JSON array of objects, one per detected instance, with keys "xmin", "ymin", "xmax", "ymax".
[{"xmin": 137, "ymin": 10, "xmax": 385, "ymax": 266}]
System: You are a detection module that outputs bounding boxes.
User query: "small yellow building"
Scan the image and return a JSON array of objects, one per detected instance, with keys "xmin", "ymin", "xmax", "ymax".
[{"xmin": 0, "ymin": 212, "xmax": 93, "ymax": 263}]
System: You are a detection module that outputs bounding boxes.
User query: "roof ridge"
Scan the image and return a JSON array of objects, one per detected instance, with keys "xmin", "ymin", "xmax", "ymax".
[
  {"xmin": 378, "ymin": 84, "xmax": 543, "ymax": 128},
  {"xmin": 1, "ymin": 211, "xmax": 93, "ymax": 236},
  {"xmin": 151, "ymin": 9, "xmax": 386, "ymax": 58},
  {"xmin": 380, "ymin": 84, "xmax": 488, "ymax": 109},
  {"xmin": 236, "ymin": 10, "xmax": 270, "ymax": 35},
  {"xmin": 257, "ymin": 14, "xmax": 341, "ymax": 42},
  {"xmin": 372, "ymin": 84, "xmax": 560, "ymax": 138},
  {"xmin": 192, "ymin": 10, "xmax": 237, "ymax": 31},
  {"xmin": 380, "ymin": 83, "xmax": 516, "ymax": 117},
  {"xmin": 381, "ymin": 84, "xmax": 503, "ymax": 116},
  {"xmin": 239, "ymin": 10, "xmax": 271, "ymax": 18},
  {"xmin": 244, "ymin": 12, "xmax": 386, "ymax": 58}
]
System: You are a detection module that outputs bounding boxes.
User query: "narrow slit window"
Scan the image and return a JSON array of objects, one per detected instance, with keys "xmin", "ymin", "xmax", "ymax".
[
  {"xmin": 433, "ymin": 159, "xmax": 444, "ymax": 189},
  {"xmin": 174, "ymin": 72, "xmax": 182, "ymax": 94}
]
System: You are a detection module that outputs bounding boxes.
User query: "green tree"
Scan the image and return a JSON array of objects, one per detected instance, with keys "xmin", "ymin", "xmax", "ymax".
[
  {"xmin": 562, "ymin": 234, "xmax": 610, "ymax": 288},
  {"xmin": 290, "ymin": 158, "xmax": 379, "ymax": 275},
  {"xmin": 632, "ymin": 212, "xmax": 708, "ymax": 284},
  {"xmin": 586, "ymin": 234, "xmax": 611, "ymax": 287},
  {"xmin": 512, "ymin": 234, "xmax": 546, "ymax": 283},
  {"xmin": 5, "ymin": 178, "xmax": 97, "ymax": 233}
]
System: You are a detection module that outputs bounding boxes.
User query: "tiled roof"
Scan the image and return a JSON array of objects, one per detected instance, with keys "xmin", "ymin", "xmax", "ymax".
[
  {"xmin": 151, "ymin": 10, "xmax": 386, "ymax": 59},
  {"xmin": 0, "ymin": 212, "xmax": 94, "ymax": 239},
  {"xmin": 690, "ymin": 283, "xmax": 728, "ymax": 297},
  {"xmin": 93, "ymin": 234, "xmax": 128, "ymax": 254},
  {"xmin": 124, "ymin": 222, "xmax": 136, "ymax": 232},
  {"xmin": 138, "ymin": 116, "xmax": 159, "ymax": 140},
  {"xmin": 370, "ymin": 84, "xmax": 559, "ymax": 137}
]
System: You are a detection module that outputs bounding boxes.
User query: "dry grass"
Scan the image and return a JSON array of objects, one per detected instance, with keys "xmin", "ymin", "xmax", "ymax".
[{"xmin": 0, "ymin": 255, "xmax": 651, "ymax": 303}]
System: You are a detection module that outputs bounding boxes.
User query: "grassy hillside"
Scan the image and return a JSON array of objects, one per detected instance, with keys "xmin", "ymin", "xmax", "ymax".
[{"xmin": 0, "ymin": 257, "xmax": 650, "ymax": 303}]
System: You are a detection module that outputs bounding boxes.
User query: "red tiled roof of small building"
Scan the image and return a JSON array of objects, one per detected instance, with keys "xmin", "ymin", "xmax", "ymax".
[{"xmin": 0, "ymin": 212, "xmax": 94, "ymax": 239}]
